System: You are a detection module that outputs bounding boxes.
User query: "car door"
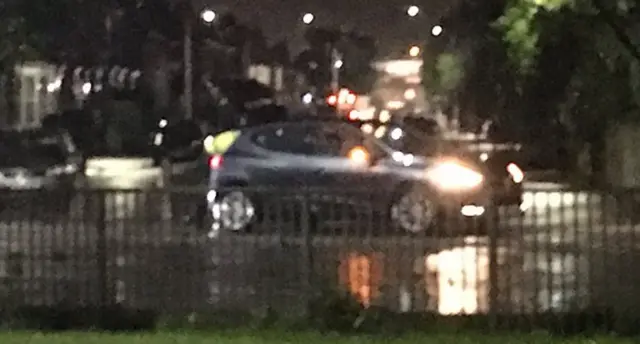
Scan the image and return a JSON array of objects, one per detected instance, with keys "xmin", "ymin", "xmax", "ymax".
[
  {"xmin": 244, "ymin": 123, "xmax": 325, "ymax": 189},
  {"xmin": 311, "ymin": 122, "xmax": 394, "ymax": 212}
]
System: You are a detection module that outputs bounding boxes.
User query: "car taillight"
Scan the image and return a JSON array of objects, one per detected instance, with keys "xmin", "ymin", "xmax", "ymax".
[
  {"xmin": 507, "ymin": 162, "xmax": 523, "ymax": 183},
  {"xmin": 209, "ymin": 155, "xmax": 223, "ymax": 169}
]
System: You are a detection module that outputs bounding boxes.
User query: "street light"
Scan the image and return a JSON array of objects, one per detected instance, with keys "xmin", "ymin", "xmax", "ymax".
[
  {"xmin": 407, "ymin": 5, "xmax": 419, "ymax": 17},
  {"xmin": 404, "ymin": 88, "xmax": 416, "ymax": 100},
  {"xmin": 334, "ymin": 59, "xmax": 343, "ymax": 69},
  {"xmin": 431, "ymin": 25, "xmax": 443, "ymax": 36},
  {"xmin": 201, "ymin": 9, "xmax": 216, "ymax": 23},
  {"xmin": 302, "ymin": 13, "xmax": 314, "ymax": 24},
  {"xmin": 184, "ymin": 8, "xmax": 217, "ymax": 121},
  {"xmin": 409, "ymin": 45, "xmax": 420, "ymax": 57}
]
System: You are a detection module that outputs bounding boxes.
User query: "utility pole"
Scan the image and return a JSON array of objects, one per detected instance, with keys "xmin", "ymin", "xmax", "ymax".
[
  {"xmin": 330, "ymin": 46, "xmax": 341, "ymax": 93},
  {"xmin": 183, "ymin": 18, "xmax": 193, "ymax": 120}
]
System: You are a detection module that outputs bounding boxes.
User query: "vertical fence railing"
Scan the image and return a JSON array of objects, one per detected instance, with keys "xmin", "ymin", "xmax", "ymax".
[
  {"xmin": 300, "ymin": 187, "xmax": 314, "ymax": 317},
  {"xmin": 487, "ymin": 197, "xmax": 500, "ymax": 329},
  {"xmin": 95, "ymin": 190, "xmax": 110, "ymax": 313},
  {"xmin": 3, "ymin": 185, "xmax": 640, "ymax": 331}
]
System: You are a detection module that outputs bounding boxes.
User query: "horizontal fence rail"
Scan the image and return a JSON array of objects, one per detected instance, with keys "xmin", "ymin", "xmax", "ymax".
[{"xmin": 0, "ymin": 185, "xmax": 639, "ymax": 331}]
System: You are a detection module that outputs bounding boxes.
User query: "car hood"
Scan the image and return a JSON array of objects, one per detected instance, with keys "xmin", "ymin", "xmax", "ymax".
[{"xmin": 390, "ymin": 151, "xmax": 495, "ymax": 178}]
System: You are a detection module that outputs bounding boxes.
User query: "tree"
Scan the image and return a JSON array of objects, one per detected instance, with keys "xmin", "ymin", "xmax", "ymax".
[
  {"xmin": 337, "ymin": 31, "xmax": 377, "ymax": 93},
  {"xmin": 270, "ymin": 40, "xmax": 291, "ymax": 66},
  {"xmin": 0, "ymin": 0, "xmax": 94, "ymax": 66},
  {"xmin": 422, "ymin": 0, "xmax": 510, "ymax": 130},
  {"xmin": 294, "ymin": 27, "xmax": 377, "ymax": 94},
  {"xmin": 245, "ymin": 26, "xmax": 271, "ymax": 65},
  {"xmin": 0, "ymin": 0, "xmax": 95, "ymax": 119},
  {"xmin": 494, "ymin": 0, "xmax": 640, "ymax": 181}
]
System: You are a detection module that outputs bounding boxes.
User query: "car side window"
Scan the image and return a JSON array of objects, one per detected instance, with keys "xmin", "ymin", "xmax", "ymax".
[
  {"xmin": 315, "ymin": 124, "xmax": 364, "ymax": 157},
  {"xmin": 251, "ymin": 125, "xmax": 317, "ymax": 155},
  {"xmin": 316, "ymin": 123, "xmax": 387, "ymax": 159}
]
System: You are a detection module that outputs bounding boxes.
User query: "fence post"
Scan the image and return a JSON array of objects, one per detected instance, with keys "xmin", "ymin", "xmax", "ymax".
[
  {"xmin": 300, "ymin": 188, "xmax": 313, "ymax": 316},
  {"xmin": 159, "ymin": 159, "xmax": 172, "ymax": 221},
  {"xmin": 487, "ymin": 197, "xmax": 500, "ymax": 330},
  {"xmin": 96, "ymin": 189, "xmax": 110, "ymax": 315}
]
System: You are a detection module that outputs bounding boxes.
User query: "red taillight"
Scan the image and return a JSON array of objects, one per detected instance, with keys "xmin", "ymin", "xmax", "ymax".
[{"xmin": 209, "ymin": 155, "xmax": 223, "ymax": 169}]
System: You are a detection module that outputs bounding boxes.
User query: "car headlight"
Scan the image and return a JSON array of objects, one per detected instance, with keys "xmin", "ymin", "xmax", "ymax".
[{"xmin": 426, "ymin": 161, "xmax": 484, "ymax": 190}]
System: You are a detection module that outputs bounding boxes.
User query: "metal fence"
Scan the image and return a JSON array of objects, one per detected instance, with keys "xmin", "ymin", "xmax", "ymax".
[{"xmin": 1, "ymin": 185, "xmax": 640, "ymax": 329}]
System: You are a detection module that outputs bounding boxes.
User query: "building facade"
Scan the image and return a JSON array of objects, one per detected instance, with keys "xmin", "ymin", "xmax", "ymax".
[
  {"xmin": 1, "ymin": 62, "xmax": 142, "ymax": 130},
  {"xmin": 2, "ymin": 60, "xmax": 304, "ymax": 131}
]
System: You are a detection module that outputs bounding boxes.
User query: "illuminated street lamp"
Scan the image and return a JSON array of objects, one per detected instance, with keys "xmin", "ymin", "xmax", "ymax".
[
  {"xmin": 407, "ymin": 5, "xmax": 419, "ymax": 17},
  {"xmin": 431, "ymin": 25, "xmax": 443, "ymax": 36},
  {"xmin": 404, "ymin": 88, "xmax": 416, "ymax": 100},
  {"xmin": 201, "ymin": 9, "xmax": 216, "ymax": 23},
  {"xmin": 302, "ymin": 13, "xmax": 314, "ymax": 24},
  {"xmin": 409, "ymin": 45, "xmax": 420, "ymax": 57}
]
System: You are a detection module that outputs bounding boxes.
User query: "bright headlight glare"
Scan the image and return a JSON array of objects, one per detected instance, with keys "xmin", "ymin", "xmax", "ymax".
[{"xmin": 426, "ymin": 162, "xmax": 484, "ymax": 190}]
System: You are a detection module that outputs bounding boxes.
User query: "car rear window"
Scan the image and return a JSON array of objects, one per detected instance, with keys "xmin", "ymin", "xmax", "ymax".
[{"xmin": 251, "ymin": 125, "xmax": 316, "ymax": 155}]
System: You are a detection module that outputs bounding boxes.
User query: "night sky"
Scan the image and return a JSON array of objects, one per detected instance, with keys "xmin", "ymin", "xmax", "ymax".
[{"xmin": 198, "ymin": 0, "xmax": 457, "ymax": 57}]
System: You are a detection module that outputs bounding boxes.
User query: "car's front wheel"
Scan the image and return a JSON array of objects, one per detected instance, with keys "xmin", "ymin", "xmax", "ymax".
[
  {"xmin": 388, "ymin": 186, "xmax": 487, "ymax": 237},
  {"xmin": 389, "ymin": 187, "xmax": 439, "ymax": 234}
]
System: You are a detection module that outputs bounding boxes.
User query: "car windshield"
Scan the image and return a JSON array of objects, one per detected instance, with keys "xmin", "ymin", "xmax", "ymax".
[
  {"xmin": 344, "ymin": 124, "xmax": 401, "ymax": 158},
  {"xmin": 368, "ymin": 124, "xmax": 444, "ymax": 157}
]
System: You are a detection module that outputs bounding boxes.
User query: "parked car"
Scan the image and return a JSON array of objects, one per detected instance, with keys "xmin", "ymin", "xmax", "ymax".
[
  {"xmin": 0, "ymin": 129, "xmax": 82, "ymax": 214},
  {"xmin": 200, "ymin": 118, "xmax": 509, "ymax": 236}
]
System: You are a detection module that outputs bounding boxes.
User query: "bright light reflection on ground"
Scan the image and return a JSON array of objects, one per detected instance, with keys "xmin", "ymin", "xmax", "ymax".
[{"xmin": 425, "ymin": 244, "xmax": 489, "ymax": 314}]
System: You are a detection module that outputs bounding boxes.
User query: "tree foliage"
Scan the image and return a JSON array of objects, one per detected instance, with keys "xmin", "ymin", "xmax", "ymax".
[
  {"xmin": 493, "ymin": 0, "xmax": 572, "ymax": 74},
  {"xmin": 421, "ymin": 0, "xmax": 508, "ymax": 127},
  {"xmin": 295, "ymin": 27, "xmax": 377, "ymax": 93},
  {"xmin": 0, "ymin": 0, "xmax": 78, "ymax": 67},
  {"xmin": 435, "ymin": 53, "xmax": 464, "ymax": 93},
  {"xmin": 490, "ymin": 0, "xmax": 640, "ymax": 179},
  {"xmin": 494, "ymin": 0, "xmax": 640, "ymax": 121}
]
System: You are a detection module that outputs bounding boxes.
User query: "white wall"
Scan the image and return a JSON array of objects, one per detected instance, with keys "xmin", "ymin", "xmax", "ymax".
[
  {"xmin": 13, "ymin": 62, "xmax": 62, "ymax": 130},
  {"xmin": 247, "ymin": 64, "xmax": 283, "ymax": 91},
  {"xmin": 606, "ymin": 123, "xmax": 640, "ymax": 188}
]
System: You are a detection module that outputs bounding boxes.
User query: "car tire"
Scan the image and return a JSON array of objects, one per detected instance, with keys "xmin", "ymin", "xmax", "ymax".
[
  {"xmin": 388, "ymin": 185, "xmax": 488, "ymax": 237},
  {"xmin": 209, "ymin": 189, "xmax": 260, "ymax": 235},
  {"xmin": 206, "ymin": 188, "xmax": 317, "ymax": 237},
  {"xmin": 388, "ymin": 186, "xmax": 439, "ymax": 235}
]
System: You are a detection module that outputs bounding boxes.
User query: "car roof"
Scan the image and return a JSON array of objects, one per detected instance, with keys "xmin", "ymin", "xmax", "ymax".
[{"xmin": 228, "ymin": 116, "xmax": 357, "ymax": 132}]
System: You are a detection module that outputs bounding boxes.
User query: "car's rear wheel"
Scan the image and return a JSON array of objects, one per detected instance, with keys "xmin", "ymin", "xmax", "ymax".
[
  {"xmin": 211, "ymin": 190, "xmax": 257, "ymax": 233},
  {"xmin": 206, "ymin": 189, "xmax": 318, "ymax": 237}
]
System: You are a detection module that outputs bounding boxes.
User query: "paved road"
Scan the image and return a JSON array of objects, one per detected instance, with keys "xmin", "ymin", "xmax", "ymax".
[{"xmin": 1, "ymin": 170, "xmax": 637, "ymax": 316}]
